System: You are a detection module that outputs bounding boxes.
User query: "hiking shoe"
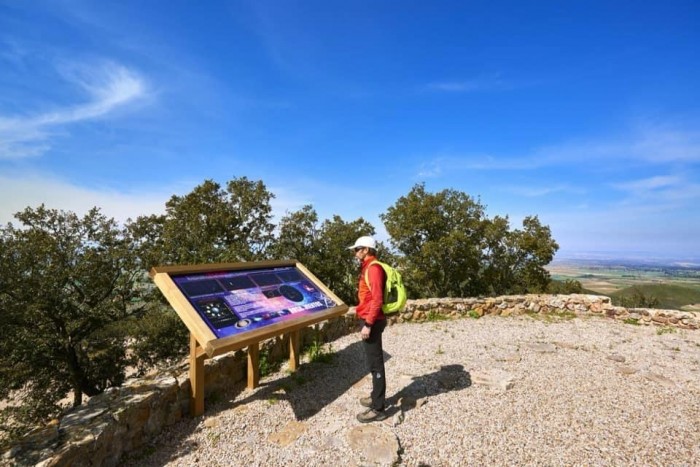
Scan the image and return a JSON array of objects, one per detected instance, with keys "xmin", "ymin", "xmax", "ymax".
[
  {"xmin": 359, "ymin": 396, "xmax": 372, "ymax": 408},
  {"xmin": 357, "ymin": 408, "xmax": 388, "ymax": 423}
]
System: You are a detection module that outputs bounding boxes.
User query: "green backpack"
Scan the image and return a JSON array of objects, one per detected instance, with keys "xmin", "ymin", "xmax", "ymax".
[{"xmin": 364, "ymin": 260, "xmax": 408, "ymax": 314}]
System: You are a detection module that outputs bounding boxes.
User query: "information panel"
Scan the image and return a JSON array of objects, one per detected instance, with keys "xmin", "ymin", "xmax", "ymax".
[
  {"xmin": 171, "ymin": 265, "xmax": 338, "ymax": 339},
  {"xmin": 150, "ymin": 260, "xmax": 348, "ymax": 357}
]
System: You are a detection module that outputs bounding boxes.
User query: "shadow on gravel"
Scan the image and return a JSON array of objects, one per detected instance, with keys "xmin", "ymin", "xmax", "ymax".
[
  {"xmin": 123, "ymin": 340, "xmax": 382, "ymax": 465},
  {"xmin": 383, "ymin": 364, "xmax": 472, "ymax": 418},
  {"xmin": 123, "ymin": 351, "xmax": 471, "ymax": 465},
  {"xmin": 233, "ymin": 339, "xmax": 392, "ymax": 420}
]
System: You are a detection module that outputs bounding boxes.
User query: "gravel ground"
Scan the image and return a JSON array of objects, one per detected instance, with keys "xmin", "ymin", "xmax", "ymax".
[{"xmin": 124, "ymin": 315, "xmax": 700, "ymax": 466}]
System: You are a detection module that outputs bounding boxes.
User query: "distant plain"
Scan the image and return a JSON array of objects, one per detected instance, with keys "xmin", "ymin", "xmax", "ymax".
[{"xmin": 546, "ymin": 259, "xmax": 700, "ymax": 312}]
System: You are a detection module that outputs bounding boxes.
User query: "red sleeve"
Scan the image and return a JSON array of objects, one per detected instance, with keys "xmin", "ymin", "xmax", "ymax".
[{"xmin": 364, "ymin": 263, "xmax": 385, "ymax": 325}]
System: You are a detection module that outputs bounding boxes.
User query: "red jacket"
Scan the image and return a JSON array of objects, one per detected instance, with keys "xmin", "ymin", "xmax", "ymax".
[{"xmin": 356, "ymin": 255, "xmax": 386, "ymax": 326}]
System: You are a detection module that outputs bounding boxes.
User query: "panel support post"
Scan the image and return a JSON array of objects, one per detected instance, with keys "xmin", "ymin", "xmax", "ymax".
[
  {"xmin": 288, "ymin": 330, "xmax": 301, "ymax": 372},
  {"xmin": 189, "ymin": 333, "xmax": 206, "ymax": 417},
  {"xmin": 247, "ymin": 342, "xmax": 260, "ymax": 389}
]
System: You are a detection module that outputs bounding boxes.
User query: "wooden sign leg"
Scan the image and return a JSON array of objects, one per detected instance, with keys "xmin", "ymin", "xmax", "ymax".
[
  {"xmin": 189, "ymin": 333, "xmax": 206, "ymax": 416},
  {"xmin": 288, "ymin": 330, "xmax": 301, "ymax": 371},
  {"xmin": 247, "ymin": 342, "xmax": 260, "ymax": 389}
]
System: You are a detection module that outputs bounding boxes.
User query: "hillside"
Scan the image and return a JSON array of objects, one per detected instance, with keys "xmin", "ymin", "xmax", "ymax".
[
  {"xmin": 610, "ymin": 284, "xmax": 700, "ymax": 311},
  {"xmin": 547, "ymin": 259, "xmax": 700, "ymax": 311}
]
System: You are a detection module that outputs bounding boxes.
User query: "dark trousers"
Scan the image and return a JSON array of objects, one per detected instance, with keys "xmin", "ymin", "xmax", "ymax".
[{"xmin": 362, "ymin": 319, "xmax": 387, "ymax": 411}]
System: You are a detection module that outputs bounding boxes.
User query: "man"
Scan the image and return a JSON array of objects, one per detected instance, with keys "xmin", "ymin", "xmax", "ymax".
[{"xmin": 348, "ymin": 235, "xmax": 388, "ymax": 423}]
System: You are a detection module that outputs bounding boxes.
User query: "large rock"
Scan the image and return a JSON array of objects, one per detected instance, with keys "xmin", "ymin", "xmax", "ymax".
[
  {"xmin": 267, "ymin": 421, "xmax": 307, "ymax": 447},
  {"xmin": 347, "ymin": 425, "xmax": 400, "ymax": 465}
]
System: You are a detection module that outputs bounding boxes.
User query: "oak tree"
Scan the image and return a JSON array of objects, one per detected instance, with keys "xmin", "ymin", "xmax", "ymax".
[{"xmin": 0, "ymin": 206, "xmax": 143, "ymax": 433}]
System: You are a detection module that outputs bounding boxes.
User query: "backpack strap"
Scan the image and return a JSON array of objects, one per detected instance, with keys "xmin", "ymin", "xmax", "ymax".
[{"xmin": 363, "ymin": 260, "xmax": 384, "ymax": 291}]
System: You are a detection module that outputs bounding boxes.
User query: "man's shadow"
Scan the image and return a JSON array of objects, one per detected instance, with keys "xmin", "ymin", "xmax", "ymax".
[
  {"xmin": 385, "ymin": 364, "xmax": 472, "ymax": 416},
  {"xmin": 233, "ymin": 339, "xmax": 392, "ymax": 420},
  {"xmin": 233, "ymin": 338, "xmax": 470, "ymax": 421}
]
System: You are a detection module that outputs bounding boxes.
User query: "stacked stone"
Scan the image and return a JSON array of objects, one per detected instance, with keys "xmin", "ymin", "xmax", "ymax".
[{"xmin": 391, "ymin": 294, "xmax": 699, "ymax": 330}]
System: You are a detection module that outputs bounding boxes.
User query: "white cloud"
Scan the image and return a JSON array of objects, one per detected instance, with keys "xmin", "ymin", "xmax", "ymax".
[
  {"xmin": 612, "ymin": 175, "xmax": 681, "ymax": 192},
  {"xmin": 416, "ymin": 121, "xmax": 700, "ymax": 178},
  {"xmin": 0, "ymin": 38, "xmax": 29, "ymax": 65},
  {"xmin": 0, "ymin": 173, "xmax": 169, "ymax": 225},
  {"xmin": 535, "ymin": 124, "xmax": 700, "ymax": 165},
  {"xmin": 417, "ymin": 161, "xmax": 442, "ymax": 178},
  {"xmin": 630, "ymin": 125, "xmax": 700, "ymax": 163},
  {"xmin": 426, "ymin": 81, "xmax": 484, "ymax": 93},
  {"xmin": 611, "ymin": 175, "xmax": 700, "ymax": 206},
  {"xmin": 415, "ymin": 154, "xmax": 543, "ymax": 178},
  {"xmin": 0, "ymin": 174, "xmax": 378, "ymax": 232},
  {"xmin": 267, "ymin": 184, "xmax": 313, "ymax": 222},
  {"xmin": 425, "ymin": 73, "xmax": 509, "ymax": 93},
  {"xmin": 523, "ymin": 202, "xmax": 700, "ymax": 258},
  {"xmin": 505, "ymin": 184, "xmax": 584, "ymax": 197},
  {"xmin": 0, "ymin": 61, "xmax": 148, "ymax": 159}
]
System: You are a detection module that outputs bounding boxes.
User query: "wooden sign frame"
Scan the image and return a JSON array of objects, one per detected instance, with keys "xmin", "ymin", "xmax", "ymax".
[{"xmin": 150, "ymin": 260, "xmax": 348, "ymax": 415}]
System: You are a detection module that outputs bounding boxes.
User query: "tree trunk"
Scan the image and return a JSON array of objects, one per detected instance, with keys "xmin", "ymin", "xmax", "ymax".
[
  {"xmin": 72, "ymin": 387, "xmax": 83, "ymax": 408},
  {"xmin": 65, "ymin": 344, "xmax": 101, "ymax": 404}
]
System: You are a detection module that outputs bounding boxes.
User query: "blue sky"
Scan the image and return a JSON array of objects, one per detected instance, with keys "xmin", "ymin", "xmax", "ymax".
[{"xmin": 1, "ymin": 1, "xmax": 699, "ymax": 259}]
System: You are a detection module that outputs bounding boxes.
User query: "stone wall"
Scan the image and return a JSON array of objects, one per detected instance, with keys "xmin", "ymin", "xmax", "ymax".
[
  {"xmin": 5, "ymin": 294, "xmax": 698, "ymax": 466},
  {"xmin": 393, "ymin": 294, "xmax": 700, "ymax": 330}
]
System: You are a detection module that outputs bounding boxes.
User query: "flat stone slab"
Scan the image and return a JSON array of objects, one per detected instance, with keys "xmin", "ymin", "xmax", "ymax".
[
  {"xmin": 607, "ymin": 354, "xmax": 626, "ymax": 363},
  {"xmin": 203, "ymin": 417, "xmax": 221, "ymax": 428},
  {"xmin": 553, "ymin": 341, "xmax": 579, "ymax": 350},
  {"xmin": 617, "ymin": 366, "xmax": 639, "ymax": 375},
  {"xmin": 525, "ymin": 343, "xmax": 557, "ymax": 353},
  {"xmin": 493, "ymin": 352, "xmax": 522, "ymax": 363},
  {"xmin": 470, "ymin": 369, "xmax": 515, "ymax": 390},
  {"xmin": 352, "ymin": 375, "xmax": 371, "ymax": 390},
  {"xmin": 347, "ymin": 425, "xmax": 400, "ymax": 465},
  {"xmin": 641, "ymin": 371, "xmax": 676, "ymax": 388},
  {"xmin": 267, "ymin": 421, "xmax": 307, "ymax": 447}
]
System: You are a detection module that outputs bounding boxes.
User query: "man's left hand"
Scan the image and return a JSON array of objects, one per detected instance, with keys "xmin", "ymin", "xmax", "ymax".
[{"xmin": 360, "ymin": 325, "xmax": 371, "ymax": 340}]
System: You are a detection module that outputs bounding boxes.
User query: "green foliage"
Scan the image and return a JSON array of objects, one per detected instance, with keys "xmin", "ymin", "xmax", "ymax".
[
  {"xmin": 0, "ymin": 206, "xmax": 144, "ymax": 433},
  {"xmin": 259, "ymin": 349, "xmax": 282, "ymax": 377},
  {"xmin": 268, "ymin": 204, "xmax": 319, "ymax": 266},
  {"xmin": 622, "ymin": 318, "xmax": 641, "ymax": 325},
  {"xmin": 426, "ymin": 310, "xmax": 449, "ymax": 321},
  {"xmin": 382, "ymin": 183, "xmax": 559, "ymax": 298},
  {"xmin": 611, "ymin": 284, "xmax": 700, "ymax": 310},
  {"xmin": 547, "ymin": 279, "xmax": 584, "ymax": 294},
  {"xmin": 280, "ymin": 371, "xmax": 308, "ymax": 392},
  {"xmin": 498, "ymin": 216, "xmax": 559, "ymax": 294},
  {"xmin": 207, "ymin": 430, "xmax": 222, "ymax": 444},
  {"xmin": 124, "ymin": 177, "xmax": 284, "ymax": 367},
  {"xmin": 612, "ymin": 287, "xmax": 661, "ymax": 308},
  {"xmin": 305, "ymin": 339, "xmax": 334, "ymax": 364},
  {"xmin": 269, "ymin": 206, "xmax": 376, "ymax": 305},
  {"xmin": 656, "ymin": 326, "xmax": 677, "ymax": 335},
  {"xmin": 382, "ymin": 184, "xmax": 486, "ymax": 298},
  {"xmin": 315, "ymin": 215, "xmax": 381, "ymax": 305},
  {"xmin": 128, "ymin": 177, "xmax": 276, "ymax": 268},
  {"xmin": 467, "ymin": 310, "xmax": 481, "ymax": 319},
  {"xmin": 525, "ymin": 310, "xmax": 577, "ymax": 322},
  {"xmin": 125, "ymin": 305, "xmax": 189, "ymax": 373}
]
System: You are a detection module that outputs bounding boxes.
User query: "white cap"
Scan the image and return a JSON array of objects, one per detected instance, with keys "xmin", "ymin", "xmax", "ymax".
[{"xmin": 348, "ymin": 235, "xmax": 377, "ymax": 250}]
